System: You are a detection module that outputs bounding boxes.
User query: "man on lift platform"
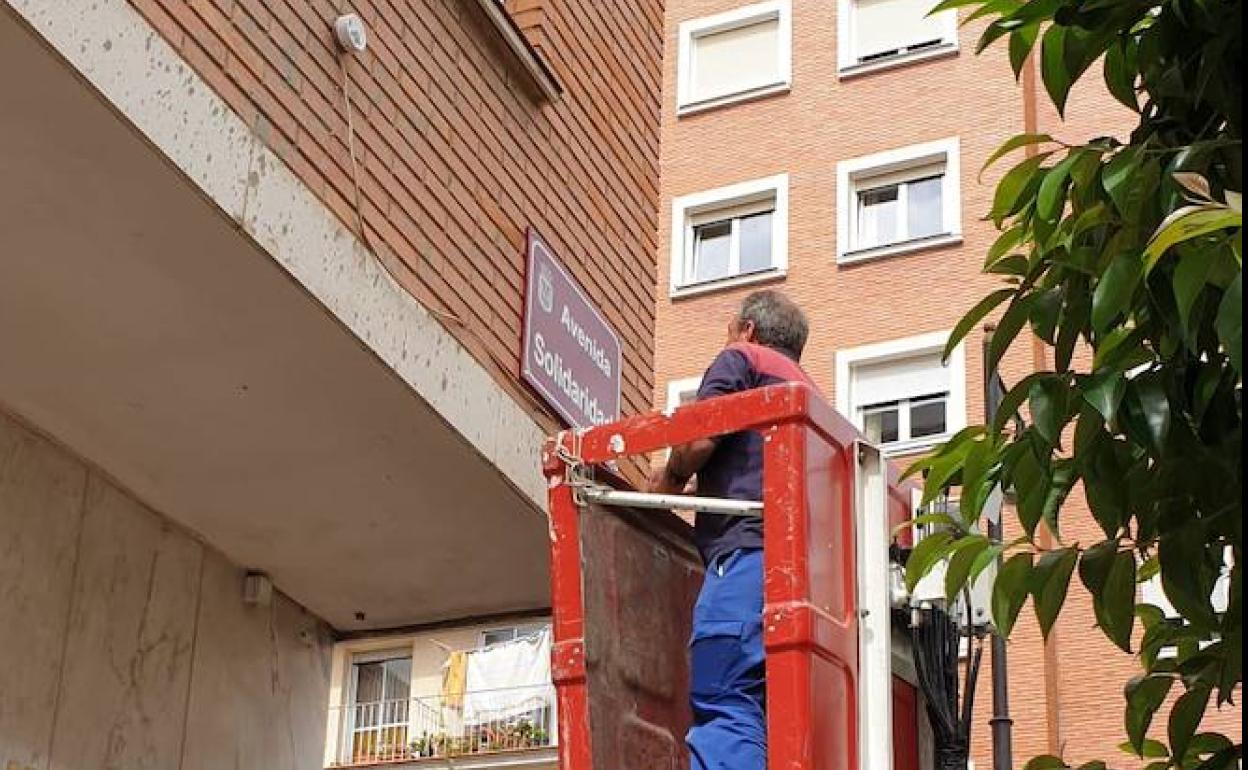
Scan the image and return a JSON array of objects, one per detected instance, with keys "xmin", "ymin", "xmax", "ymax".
[{"xmin": 649, "ymin": 289, "xmax": 817, "ymax": 770}]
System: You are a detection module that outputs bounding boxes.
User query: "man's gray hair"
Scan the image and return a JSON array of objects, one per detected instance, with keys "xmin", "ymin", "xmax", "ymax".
[{"xmin": 739, "ymin": 290, "xmax": 809, "ymax": 360}]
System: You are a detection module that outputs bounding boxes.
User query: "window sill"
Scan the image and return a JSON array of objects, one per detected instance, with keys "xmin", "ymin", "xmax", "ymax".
[
  {"xmin": 670, "ymin": 268, "xmax": 787, "ymax": 300},
  {"xmin": 472, "ymin": 0, "xmax": 561, "ymax": 100},
  {"xmin": 879, "ymin": 434, "xmax": 953, "ymax": 458},
  {"xmin": 838, "ymin": 43, "xmax": 959, "ymax": 80},
  {"xmin": 838, "ymin": 233, "xmax": 962, "ymax": 266},
  {"xmin": 677, "ymin": 81, "xmax": 791, "ymax": 118}
]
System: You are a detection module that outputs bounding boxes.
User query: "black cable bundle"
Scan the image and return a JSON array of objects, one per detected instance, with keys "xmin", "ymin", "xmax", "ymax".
[{"xmin": 911, "ymin": 604, "xmax": 983, "ymax": 770}]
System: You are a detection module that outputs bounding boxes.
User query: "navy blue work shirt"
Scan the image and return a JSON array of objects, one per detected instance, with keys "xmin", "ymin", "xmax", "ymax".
[{"xmin": 693, "ymin": 342, "xmax": 816, "ymax": 566}]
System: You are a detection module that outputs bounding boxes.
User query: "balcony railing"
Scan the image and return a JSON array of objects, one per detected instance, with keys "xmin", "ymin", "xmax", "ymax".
[{"xmin": 330, "ymin": 684, "xmax": 557, "ymax": 766}]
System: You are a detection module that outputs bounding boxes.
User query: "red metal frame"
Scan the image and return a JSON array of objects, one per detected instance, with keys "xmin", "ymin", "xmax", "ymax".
[{"xmin": 543, "ymin": 382, "xmax": 916, "ymax": 770}]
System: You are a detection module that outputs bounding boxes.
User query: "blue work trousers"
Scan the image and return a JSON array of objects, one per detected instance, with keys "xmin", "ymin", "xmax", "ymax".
[{"xmin": 687, "ymin": 548, "xmax": 766, "ymax": 770}]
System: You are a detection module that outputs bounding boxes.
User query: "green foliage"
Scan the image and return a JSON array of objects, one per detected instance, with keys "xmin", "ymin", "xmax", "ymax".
[{"xmin": 908, "ymin": 0, "xmax": 1242, "ymax": 765}]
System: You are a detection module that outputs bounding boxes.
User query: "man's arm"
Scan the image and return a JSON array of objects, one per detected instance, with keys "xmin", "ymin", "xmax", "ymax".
[
  {"xmin": 647, "ymin": 347, "xmax": 751, "ymax": 495},
  {"xmin": 648, "ymin": 438, "xmax": 718, "ymax": 494}
]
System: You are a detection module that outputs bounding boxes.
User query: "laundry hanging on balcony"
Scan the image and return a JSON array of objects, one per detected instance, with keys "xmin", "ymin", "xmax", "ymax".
[
  {"xmin": 442, "ymin": 650, "xmax": 468, "ymax": 710},
  {"xmin": 462, "ymin": 628, "xmax": 553, "ymax": 726}
]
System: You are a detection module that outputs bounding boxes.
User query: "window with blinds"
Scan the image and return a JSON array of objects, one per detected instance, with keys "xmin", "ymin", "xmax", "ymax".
[
  {"xmin": 670, "ymin": 174, "xmax": 789, "ymax": 292},
  {"xmin": 844, "ymin": 0, "xmax": 955, "ymax": 68},
  {"xmin": 691, "ymin": 18, "xmax": 780, "ymax": 102},
  {"xmin": 678, "ymin": 2, "xmax": 791, "ymax": 110},
  {"xmin": 852, "ymin": 351, "xmax": 951, "ymax": 448},
  {"xmin": 837, "ymin": 138, "xmax": 961, "ymax": 262}
]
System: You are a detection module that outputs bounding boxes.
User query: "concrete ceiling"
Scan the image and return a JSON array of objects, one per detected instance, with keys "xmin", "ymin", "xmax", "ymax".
[{"xmin": 0, "ymin": 9, "xmax": 549, "ymax": 632}]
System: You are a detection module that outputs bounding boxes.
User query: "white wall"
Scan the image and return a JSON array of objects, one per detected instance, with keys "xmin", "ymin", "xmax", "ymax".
[{"xmin": 0, "ymin": 408, "xmax": 333, "ymax": 770}]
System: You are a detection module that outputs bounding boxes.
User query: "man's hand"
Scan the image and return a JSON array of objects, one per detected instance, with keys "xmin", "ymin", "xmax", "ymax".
[{"xmin": 647, "ymin": 464, "xmax": 689, "ymax": 495}]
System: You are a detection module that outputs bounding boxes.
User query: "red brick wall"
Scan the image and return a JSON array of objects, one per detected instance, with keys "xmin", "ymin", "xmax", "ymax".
[
  {"xmin": 656, "ymin": 1, "xmax": 1241, "ymax": 768},
  {"xmin": 127, "ymin": 0, "xmax": 662, "ymax": 429}
]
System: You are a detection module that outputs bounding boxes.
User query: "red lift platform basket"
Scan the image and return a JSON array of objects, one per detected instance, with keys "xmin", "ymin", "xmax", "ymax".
[{"xmin": 543, "ymin": 382, "xmax": 924, "ymax": 770}]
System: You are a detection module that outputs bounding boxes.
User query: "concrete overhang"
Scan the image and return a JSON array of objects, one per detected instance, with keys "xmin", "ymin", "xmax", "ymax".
[{"xmin": 0, "ymin": 4, "xmax": 551, "ymax": 632}]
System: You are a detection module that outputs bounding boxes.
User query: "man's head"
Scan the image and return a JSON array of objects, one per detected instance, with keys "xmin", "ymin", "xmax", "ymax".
[{"xmin": 727, "ymin": 290, "xmax": 809, "ymax": 361}]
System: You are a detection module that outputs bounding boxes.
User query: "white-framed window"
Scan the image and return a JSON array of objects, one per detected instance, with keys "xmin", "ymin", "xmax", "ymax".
[
  {"xmin": 665, "ymin": 376, "xmax": 702, "ymax": 414},
  {"xmin": 837, "ymin": 138, "xmax": 962, "ymax": 264},
  {"xmin": 677, "ymin": 1, "xmax": 792, "ymax": 114},
  {"xmin": 670, "ymin": 174, "xmax": 789, "ymax": 296},
  {"xmin": 345, "ymin": 650, "xmax": 413, "ymax": 765},
  {"xmin": 835, "ymin": 330, "xmax": 966, "ymax": 456},
  {"xmin": 479, "ymin": 624, "xmax": 546, "ymax": 648},
  {"xmin": 837, "ymin": 0, "xmax": 958, "ymax": 76}
]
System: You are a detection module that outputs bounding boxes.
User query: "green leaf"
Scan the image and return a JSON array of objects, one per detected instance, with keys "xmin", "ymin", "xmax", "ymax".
[
  {"xmin": 1145, "ymin": 205, "xmax": 1243, "ymax": 273},
  {"xmin": 1137, "ymin": 554, "xmax": 1160, "ymax": 583},
  {"xmin": 1083, "ymin": 441, "xmax": 1128, "ymax": 538},
  {"xmin": 1030, "ymin": 547, "xmax": 1078, "ymax": 638},
  {"xmin": 993, "ymin": 371, "xmax": 1049, "ymax": 435},
  {"xmin": 1030, "ymin": 377, "xmax": 1072, "ymax": 446},
  {"xmin": 1119, "ymin": 738, "xmax": 1170, "ymax": 759},
  {"xmin": 1078, "ymin": 540, "xmax": 1118, "ymax": 597},
  {"xmin": 958, "ymin": 439, "xmax": 997, "ymax": 523},
  {"xmin": 977, "ymin": 18, "xmax": 1014, "ymax": 54},
  {"xmin": 1009, "ymin": 441, "xmax": 1048, "ymax": 537},
  {"xmin": 1030, "ymin": 287, "xmax": 1063, "ymax": 343},
  {"xmin": 1009, "ymin": 23, "xmax": 1040, "ymax": 80},
  {"xmin": 987, "ymin": 225, "xmax": 1026, "ymax": 265},
  {"xmin": 1098, "ymin": 550, "xmax": 1138, "ymax": 651},
  {"xmin": 1103, "ymin": 37, "xmax": 1139, "ymax": 112},
  {"xmin": 1158, "ymin": 528, "xmax": 1219, "ymax": 630},
  {"xmin": 992, "ymin": 153, "xmax": 1052, "ymax": 224},
  {"xmin": 1125, "ymin": 674, "xmax": 1175, "ymax": 752},
  {"xmin": 1216, "ymin": 271, "xmax": 1242, "ymax": 372},
  {"xmin": 992, "ymin": 552, "xmax": 1034, "ymax": 635},
  {"xmin": 906, "ymin": 531, "xmax": 956, "ymax": 591},
  {"xmin": 1054, "ymin": 278, "xmax": 1089, "ymax": 372},
  {"xmin": 928, "ymin": 0, "xmax": 987, "ymax": 13},
  {"xmin": 970, "ymin": 542, "xmax": 1005, "ymax": 583},
  {"xmin": 1186, "ymin": 732, "xmax": 1233, "ymax": 760},
  {"xmin": 1123, "ymin": 375, "xmax": 1171, "ymax": 457},
  {"xmin": 1169, "ymin": 685, "xmax": 1212, "ymax": 762},
  {"xmin": 1104, "ymin": 151, "xmax": 1159, "ymax": 224},
  {"xmin": 1092, "ymin": 252, "xmax": 1142, "ymax": 332},
  {"xmin": 946, "ymin": 536, "xmax": 992, "ymax": 601},
  {"xmin": 1040, "ymin": 25, "xmax": 1072, "ymax": 115},
  {"xmin": 1037, "ymin": 151, "xmax": 1081, "ymax": 222},
  {"xmin": 1082, "ymin": 370, "xmax": 1126, "ymax": 421},
  {"xmin": 1093, "ymin": 325, "xmax": 1150, "ymax": 371},
  {"xmin": 988, "ymin": 253, "xmax": 1031, "ymax": 276},
  {"xmin": 1023, "ymin": 757, "xmax": 1069, "ymax": 770},
  {"xmin": 988, "ymin": 293, "xmax": 1041, "ymax": 376},
  {"xmin": 1173, "ymin": 249, "xmax": 1219, "ymax": 340},
  {"xmin": 944, "ymin": 288, "xmax": 1016, "ymax": 362},
  {"xmin": 982, "ymin": 133, "xmax": 1055, "ymax": 177},
  {"xmin": 1194, "ymin": 746, "xmax": 1242, "ymax": 770}
]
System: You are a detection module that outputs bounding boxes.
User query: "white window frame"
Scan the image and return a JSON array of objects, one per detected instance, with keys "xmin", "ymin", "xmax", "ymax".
[
  {"xmin": 670, "ymin": 174, "xmax": 790, "ymax": 297},
  {"xmin": 665, "ymin": 376, "xmax": 703, "ymax": 414},
  {"xmin": 478, "ymin": 622, "xmax": 547, "ymax": 648},
  {"xmin": 325, "ymin": 639, "xmax": 418, "ymax": 767},
  {"xmin": 837, "ymin": 138, "xmax": 962, "ymax": 264},
  {"xmin": 836, "ymin": 0, "xmax": 959, "ymax": 77},
  {"xmin": 677, "ymin": 0, "xmax": 793, "ymax": 115},
  {"xmin": 835, "ymin": 330, "xmax": 967, "ymax": 457}
]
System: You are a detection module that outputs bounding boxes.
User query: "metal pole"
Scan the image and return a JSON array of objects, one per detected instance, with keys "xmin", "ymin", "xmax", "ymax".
[
  {"xmin": 577, "ymin": 487, "xmax": 763, "ymax": 517},
  {"xmin": 983, "ymin": 324, "xmax": 1015, "ymax": 770}
]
